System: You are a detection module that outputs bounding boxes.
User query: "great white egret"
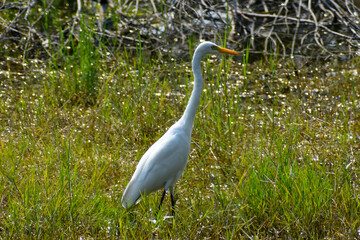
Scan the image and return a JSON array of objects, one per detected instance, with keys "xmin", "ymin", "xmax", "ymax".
[{"xmin": 121, "ymin": 41, "xmax": 239, "ymax": 213}]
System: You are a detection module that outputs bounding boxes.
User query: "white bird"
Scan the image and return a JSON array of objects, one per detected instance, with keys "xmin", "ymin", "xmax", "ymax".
[{"xmin": 121, "ymin": 41, "xmax": 239, "ymax": 213}]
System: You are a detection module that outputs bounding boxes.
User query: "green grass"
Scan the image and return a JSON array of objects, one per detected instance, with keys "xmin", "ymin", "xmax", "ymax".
[{"xmin": 1, "ymin": 24, "xmax": 360, "ymax": 238}]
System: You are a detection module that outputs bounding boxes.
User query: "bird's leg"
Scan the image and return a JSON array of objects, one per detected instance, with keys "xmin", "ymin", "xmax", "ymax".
[
  {"xmin": 170, "ymin": 192, "xmax": 176, "ymax": 216},
  {"xmin": 170, "ymin": 187, "xmax": 176, "ymax": 216},
  {"xmin": 158, "ymin": 189, "xmax": 167, "ymax": 210},
  {"xmin": 154, "ymin": 189, "xmax": 167, "ymax": 218}
]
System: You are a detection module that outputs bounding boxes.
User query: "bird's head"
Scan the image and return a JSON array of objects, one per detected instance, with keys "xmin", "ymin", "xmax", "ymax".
[{"xmin": 195, "ymin": 41, "xmax": 240, "ymax": 58}]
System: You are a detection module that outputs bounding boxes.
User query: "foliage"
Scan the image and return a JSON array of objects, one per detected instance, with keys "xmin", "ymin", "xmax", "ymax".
[
  {"xmin": 0, "ymin": 0, "xmax": 360, "ymax": 238},
  {"xmin": 1, "ymin": 0, "xmax": 360, "ymax": 60}
]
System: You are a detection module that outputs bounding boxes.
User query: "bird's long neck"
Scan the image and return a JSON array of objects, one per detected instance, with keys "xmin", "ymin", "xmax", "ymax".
[{"xmin": 179, "ymin": 53, "xmax": 204, "ymax": 136}]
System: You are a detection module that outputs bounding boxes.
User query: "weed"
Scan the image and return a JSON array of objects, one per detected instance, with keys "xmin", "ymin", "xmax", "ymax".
[{"xmin": 1, "ymin": 36, "xmax": 359, "ymax": 239}]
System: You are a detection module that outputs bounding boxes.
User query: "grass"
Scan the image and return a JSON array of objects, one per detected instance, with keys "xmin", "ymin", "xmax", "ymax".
[{"xmin": 1, "ymin": 19, "xmax": 360, "ymax": 239}]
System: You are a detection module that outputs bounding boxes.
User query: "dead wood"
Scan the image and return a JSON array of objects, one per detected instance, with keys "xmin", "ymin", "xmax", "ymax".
[{"xmin": 1, "ymin": 0, "xmax": 359, "ymax": 61}]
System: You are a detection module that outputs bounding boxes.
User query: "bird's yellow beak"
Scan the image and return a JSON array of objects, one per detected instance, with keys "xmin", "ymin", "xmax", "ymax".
[
  {"xmin": 218, "ymin": 47, "xmax": 240, "ymax": 55},
  {"xmin": 212, "ymin": 46, "xmax": 240, "ymax": 55}
]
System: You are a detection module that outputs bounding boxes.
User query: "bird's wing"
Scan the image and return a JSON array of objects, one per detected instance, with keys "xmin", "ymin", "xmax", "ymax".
[{"xmin": 121, "ymin": 128, "xmax": 190, "ymax": 208}]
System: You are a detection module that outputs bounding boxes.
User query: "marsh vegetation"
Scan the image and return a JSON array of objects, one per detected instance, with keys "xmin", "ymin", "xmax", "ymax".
[{"xmin": 1, "ymin": 0, "xmax": 360, "ymax": 238}]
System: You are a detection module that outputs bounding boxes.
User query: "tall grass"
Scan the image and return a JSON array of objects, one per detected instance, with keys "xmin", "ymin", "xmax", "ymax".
[
  {"xmin": 0, "ymin": 27, "xmax": 359, "ymax": 238},
  {"xmin": 46, "ymin": 17, "xmax": 101, "ymax": 105}
]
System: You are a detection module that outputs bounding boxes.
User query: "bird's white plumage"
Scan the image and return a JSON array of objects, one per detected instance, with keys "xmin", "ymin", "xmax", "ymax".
[
  {"xmin": 121, "ymin": 41, "xmax": 239, "ymax": 210},
  {"xmin": 121, "ymin": 124, "xmax": 189, "ymax": 208}
]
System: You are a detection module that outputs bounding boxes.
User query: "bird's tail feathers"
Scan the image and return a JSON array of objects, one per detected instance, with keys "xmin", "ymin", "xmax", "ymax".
[{"xmin": 121, "ymin": 180, "xmax": 141, "ymax": 208}]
